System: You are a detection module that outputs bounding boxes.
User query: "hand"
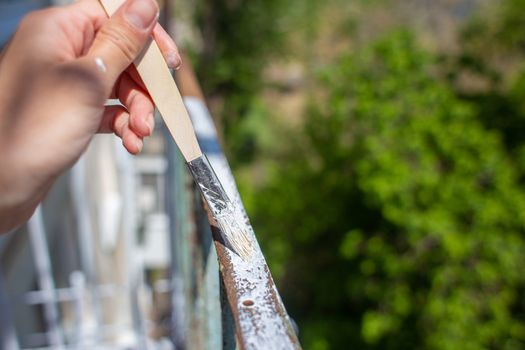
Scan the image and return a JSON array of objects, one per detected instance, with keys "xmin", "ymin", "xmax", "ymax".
[{"xmin": 0, "ymin": 0, "xmax": 180, "ymax": 233}]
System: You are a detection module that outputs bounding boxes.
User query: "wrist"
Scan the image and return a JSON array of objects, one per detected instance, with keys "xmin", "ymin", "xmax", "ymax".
[{"xmin": 0, "ymin": 141, "xmax": 47, "ymax": 233}]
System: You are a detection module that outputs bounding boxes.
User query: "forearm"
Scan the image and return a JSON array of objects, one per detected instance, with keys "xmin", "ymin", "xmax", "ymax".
[{"xmin": 0, "ymin": 140, "xmax": 51, "ymax": 234}]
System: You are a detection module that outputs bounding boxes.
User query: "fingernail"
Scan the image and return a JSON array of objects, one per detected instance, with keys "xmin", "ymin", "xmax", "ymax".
[
  {"xmin": 124, "ymin": 0, "xmax": 159, "ymax": 30},
  {"xmin": 135, "ymin": 139, "xmax": 143, "ymax": 153},
  {"xmin": 146, "ymin": 114, "xmax": 155, "ymax": 134},
  {"xmin": 166, "ymin": 51, "xmax": 182, "ymax": 69},
  {"xmin": 175, "ymin": 54, "xmax": 182, "ymax": 70}
]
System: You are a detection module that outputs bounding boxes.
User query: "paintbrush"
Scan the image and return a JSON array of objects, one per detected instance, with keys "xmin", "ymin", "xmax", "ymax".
[{"xmin": 98, "ymin": 0, "xmax": 253, "ymax": 260}]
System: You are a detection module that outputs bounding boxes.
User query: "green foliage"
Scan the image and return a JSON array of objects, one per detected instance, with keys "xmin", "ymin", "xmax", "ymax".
[
  {"xmin": 252, "ymin": 31, "xmax": 525, "ymax": 349},
  {"xmin": 192, "ymin": 0, "xmax": 525, "ymax": 348},
  {"xmin": 462, "ymin": 0, "xmax": 525, "ymax": 55},
  {"xmin": 454, "ymin": 0, "xmax": 525, "ymax": 175},
  {"xmin": 194, "ymin": 0, "xmax": 323, "ymax": 163},
  {"xmin": 194, "ymin": 0, "xmax": 289, "ymax": 162}
]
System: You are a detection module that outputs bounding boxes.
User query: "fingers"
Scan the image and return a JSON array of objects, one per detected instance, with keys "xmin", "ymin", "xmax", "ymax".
[
  {"xmin": 98, "ymin": 106, "xmax": 124, "ymax": 133},
  {"xmin": 153, "ymin": 24, "xmax": 182, "ymax": 69},
  {"xmin": 113, "ymin": 109, "xmax": 144, "ymax": 154},
  {"xmin": 70, "ymin": 0, "xmax": 180, "ymax": 69},
  {"xmin": 85, "ymin": 0, "xmax": 159, "ymax": 96},
  {"xmin": 118, "ymin": 73, "xmax": 155, "ymax": 137},
  {"xmin": 99, "ymin": 107, "xmax": 151, "ymax": 154},
  {"xmin": 123, "ymin": 26, "xmax": 181, "ymax": 91},
  {"xmin": 67, "ymin": 0, "xmax": 177, "ymax": 154},
  {"xmin": 98, "ymin": 73, "xmax": 155, "ymax": 154}
]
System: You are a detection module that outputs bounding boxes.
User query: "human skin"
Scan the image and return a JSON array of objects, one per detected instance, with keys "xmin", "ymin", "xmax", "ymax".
[{"xmin": 0, "ymin": 0, "xmax": 181, "ymax": 233}]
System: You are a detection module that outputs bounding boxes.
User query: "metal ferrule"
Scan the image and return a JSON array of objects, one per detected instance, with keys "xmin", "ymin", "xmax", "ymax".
[{"xmin": 187, "ymin": 155, "xmax": 232, "ymax": 218}]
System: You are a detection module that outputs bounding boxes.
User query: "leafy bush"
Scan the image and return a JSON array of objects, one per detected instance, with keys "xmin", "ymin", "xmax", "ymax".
[{"xmin": 252, "ymin": 31, "xmax": 525, "ymax": 350}]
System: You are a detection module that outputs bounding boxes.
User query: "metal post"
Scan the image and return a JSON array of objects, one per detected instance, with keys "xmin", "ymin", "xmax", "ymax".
[
  {"xmin": 69, "ymin": 271, "xmax": 88, "ymax": 349},
  {"xmin": 165, "ymin": 120, "xmax": 188, "ymax": 349},
  {"xmin": 70, "ymin": 159, "xmax": 102, "ymax": 344},
  {"xmin": 70, "ymin": 160, "xmax": 96, "ymax": 290},
  {"xmin": 116, "ymin": 143, "xmax": 148, "ymax": 349},
  {"xmin": 27, "ymin": 206, "xmax": 65, "ymax": 349},
  {"xmin": 0, "ymin": 265, "xmax": 20, "ymax": 350}
]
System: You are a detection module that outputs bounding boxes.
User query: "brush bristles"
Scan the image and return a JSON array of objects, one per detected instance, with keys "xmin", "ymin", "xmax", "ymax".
[
  {"xmin": 187, "ymin": 155, "xmax": 254, "ymax": 259},
  {"xmin": 216, "ymin": 212, "xmax": 254, "ymax": 260}
]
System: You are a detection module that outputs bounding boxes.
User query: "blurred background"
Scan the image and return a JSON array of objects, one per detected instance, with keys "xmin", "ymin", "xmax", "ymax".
[
  {"xmin": 192, "ymin": 0, "xmax": 525, "ymax": 349},
  {"xmin": 2, "ymin": 0, "xmax": 525, "ymax": 349}
]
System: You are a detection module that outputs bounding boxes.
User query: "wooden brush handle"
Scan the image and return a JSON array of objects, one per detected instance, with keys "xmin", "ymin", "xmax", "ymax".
[{"xmin": 98, "ymin": 0, "xmax": 202, "ymax": 162}]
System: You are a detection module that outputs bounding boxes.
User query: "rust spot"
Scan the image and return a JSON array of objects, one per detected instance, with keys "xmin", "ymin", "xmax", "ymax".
[{"xmin": 242, "ymin": 299, "xmax": 255, "ymax": 307}]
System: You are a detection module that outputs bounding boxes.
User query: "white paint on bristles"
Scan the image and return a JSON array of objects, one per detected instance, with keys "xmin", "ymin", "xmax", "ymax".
[{"xmin": 213, "ymin": 202, "xmax": 254, "ymax": 260}]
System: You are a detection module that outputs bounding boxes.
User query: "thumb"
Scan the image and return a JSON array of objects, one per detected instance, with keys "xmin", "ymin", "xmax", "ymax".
[{"xmin": 86, "ymin": 0, "xmax": 159, "ymax": 95}]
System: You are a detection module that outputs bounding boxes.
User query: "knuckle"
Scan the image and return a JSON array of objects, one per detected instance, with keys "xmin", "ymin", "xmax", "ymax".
[
  {"xmin": 97, "ymin": 23, "xmax": 141, "ymax": 63},
  {"xmin": 19, "ymin": 11, "xmax": 45, "ymax": 32},
  {"xmin": 51, "ymin": 63, "xmax": 106, "ymax": 104},
  {"xmin": 20, "ymin": 8, "xmax": 64, "ymax": 31},
  {"xmin": 114, "ymin": 114, "xmax": 128, "ymax": 136}
]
